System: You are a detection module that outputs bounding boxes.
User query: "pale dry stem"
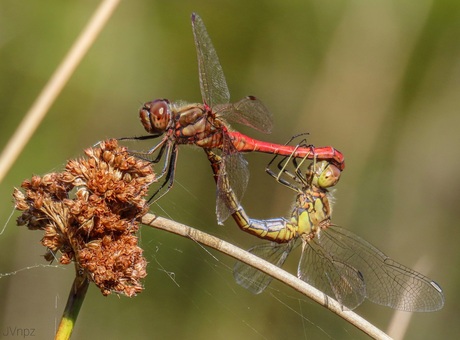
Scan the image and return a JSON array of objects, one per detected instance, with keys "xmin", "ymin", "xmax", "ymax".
[
  {"xmin": 0, "ymin": 0, "xmax": 121, "ymax": 184},
  {"xmin": 142, "ymin": 213, "xmax": 392, "ymax": 340}
]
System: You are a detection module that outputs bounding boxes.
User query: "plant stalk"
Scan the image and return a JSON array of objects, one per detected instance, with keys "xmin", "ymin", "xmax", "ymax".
[{"xmin": 55, "ymin": 269, "xmax": 90, "ymax": 340}]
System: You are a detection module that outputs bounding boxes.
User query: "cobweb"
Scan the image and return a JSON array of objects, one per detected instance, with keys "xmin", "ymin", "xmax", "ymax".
[{"xmin": 0, "ymin": 171, "xmax": 369, "ymax": 339}]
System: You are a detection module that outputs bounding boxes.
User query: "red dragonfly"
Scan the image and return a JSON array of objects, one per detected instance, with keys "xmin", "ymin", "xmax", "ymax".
[{"xmin": 126, "ymin": 13, "xmax": 345, "ymax": 224}]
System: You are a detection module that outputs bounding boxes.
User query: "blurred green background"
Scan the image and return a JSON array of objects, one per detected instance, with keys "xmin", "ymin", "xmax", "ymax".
[{"xmin": 1, "ymin": 0, "xmax": 459, "ymax": 339}]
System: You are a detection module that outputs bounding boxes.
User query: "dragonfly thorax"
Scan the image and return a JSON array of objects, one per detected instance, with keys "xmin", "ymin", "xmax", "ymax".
[
  {"xmin": 139, "ymin": 99, "xmax": 172, "ymax": 136},
  {"xmin": 293, "ymin": 190, "xmax": 331, "ymax": 235}
]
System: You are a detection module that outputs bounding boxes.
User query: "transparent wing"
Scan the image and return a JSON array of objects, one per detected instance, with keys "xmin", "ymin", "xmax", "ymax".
[
  {"xmin": 216, "ymin": 152, "xmax": 248, "ymax": 224},
  {"xmin": 215, "ymin": 135, "xmax": 249, "ymax": 224},
  {"xmin": 234, "ymin": 239, "xmax": 297, "ymax": 294},
  {"xmin": 214, "ymin": 96, "xmax": 273, "ymax": 134},
  {"xmin": 191, "ymin": 13, "xmax": 230, "ymax": 107},
  {"xmin": 298, "ymin": 233, "xmax": 366, "ymax": 310},
  {"xmin": 315, "ymin": 225, "xmax": 445, "ymax": 312}
]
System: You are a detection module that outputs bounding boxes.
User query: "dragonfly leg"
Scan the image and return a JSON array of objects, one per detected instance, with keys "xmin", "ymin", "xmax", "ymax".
[
  {"xmin": 121, "ymin": 135, "xmax": 169, "ymax": 162},
  {"xmin": 117, "ymin": 132, "xmax": 163, "ymax": 142},
  {"xmin": 265, "ymin": 138, "xmax": 313, "ymax": 192},
  {"xmin": 150, "ymin": 141, "xmax": 172, "ymax": 181},
  {"xmin": 148, "ymin": 143, "xmax": 179, "ymax": 203},
  {"xmin": 292, "ymin": 150, "xmax": 318, "ymax": 188},
  {"xmin": 149, "ymin": 140, "xmax": 170, "ymax": 163},
  {"xmin": 265, "ymin": 153, "xmax": 296, "ymax": 190}
]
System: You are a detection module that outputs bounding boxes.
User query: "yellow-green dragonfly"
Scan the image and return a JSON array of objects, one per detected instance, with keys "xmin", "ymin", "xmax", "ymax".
[{"xmin": 205, "ymin": 146, "xmax": 444, "ymax": 311}]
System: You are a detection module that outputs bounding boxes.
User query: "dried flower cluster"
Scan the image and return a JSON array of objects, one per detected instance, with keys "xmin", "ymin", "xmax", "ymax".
[{"xmin": 13, "ymin": 140, "xmax": 155, "ymax": 297}]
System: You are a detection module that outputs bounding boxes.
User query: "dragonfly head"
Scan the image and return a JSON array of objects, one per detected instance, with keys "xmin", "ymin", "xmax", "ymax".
[
  {"xmin": 309, "ymin": 161, "xmax": 341, "ymax": 189},
  {"xmin": 139, "ymin": 99, "xmax": 172, "ymax": 136}
]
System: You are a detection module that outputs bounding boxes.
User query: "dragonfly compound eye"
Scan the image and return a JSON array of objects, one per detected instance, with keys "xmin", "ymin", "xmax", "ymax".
[
  {"xmin": 318, "ymin": 163, "xmax": 341, "ymax": 188},
  {"xmin": 139, "ymin": 99, "xmax": 171, "ymax": 135}
]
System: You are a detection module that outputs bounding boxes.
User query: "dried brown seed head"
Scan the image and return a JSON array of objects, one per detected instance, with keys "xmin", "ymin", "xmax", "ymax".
[{"xmin": 13, "ymin": 139, "xmax": 154, "ymax": 297}]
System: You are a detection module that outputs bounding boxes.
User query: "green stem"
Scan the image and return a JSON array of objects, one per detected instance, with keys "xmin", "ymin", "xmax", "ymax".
[{"xmin": 55, "ymin": 270, "xmax": 90, "ymax": 340}]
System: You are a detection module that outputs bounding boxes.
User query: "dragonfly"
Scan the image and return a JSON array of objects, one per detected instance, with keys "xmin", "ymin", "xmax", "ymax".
[
  {"xmin": 122, "ymin": 13, "xmax": 345, "ymax": 224},
  {"xmin": 204, "ymin": 144, "xmax": 445, "ymax": 312}
]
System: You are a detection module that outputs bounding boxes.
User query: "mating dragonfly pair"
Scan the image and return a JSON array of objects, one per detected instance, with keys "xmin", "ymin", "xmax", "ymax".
[{"xmin": 124, "ymin": 13, "xmax": 444, "ymax": 312}]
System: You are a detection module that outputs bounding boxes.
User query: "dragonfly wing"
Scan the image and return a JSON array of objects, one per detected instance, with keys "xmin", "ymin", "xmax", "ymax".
[
  {"xmin": 234, "ymin": 240, "xmax": 296, "ymax": 294},
  {"xmin": 215, "ymin": 96, "xmax": 274, "ymax": 134},
  {"xmin": 191, "ymin": 13, "xmax": 230, "ymax": 107},
  {"xmin": 298, "ymin": 234, "xmax": 366, "ymax": 310},
  {"xmin": 318, "ymin": 225, "xmax": 445, "ymax": 312},
  {"xmin": 215, "ymin": 138, "xmax": 249, "ymax": 224}
]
